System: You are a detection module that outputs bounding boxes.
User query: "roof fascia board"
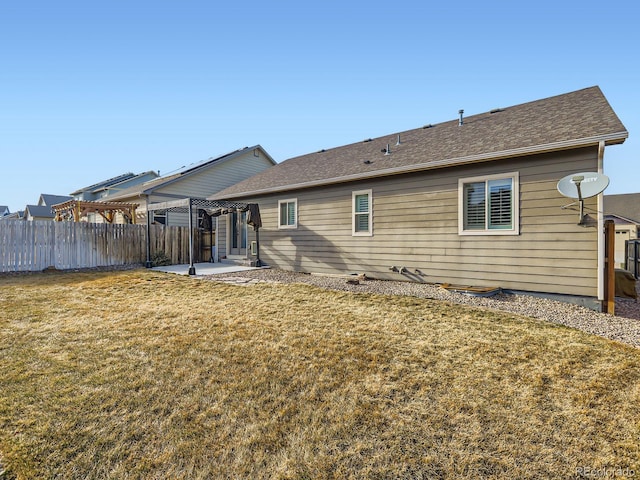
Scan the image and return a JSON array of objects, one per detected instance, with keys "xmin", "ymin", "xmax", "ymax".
[
  {"xmin": 605, "ymin": 213, "xmax": 640, "ymax": 225},
  {"xmin": 218, "ymin": 132, "xmax": 628, "ymax": 199},
  {"xmin": 146, "ymin": 198, "xmax": 192, "ymax": 212}
]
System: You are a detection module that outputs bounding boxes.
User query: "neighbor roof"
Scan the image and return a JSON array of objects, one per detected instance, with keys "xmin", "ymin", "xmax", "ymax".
[
  {"xmin": 108, "ymin": 145, "xmax": 275, "ymax": 201},
  {"xmin": 39, "ymin": 194, "xmax": 73, "ymax": 206},
  {"xmin": 25, "ymin": 205, "xmax": 56, "ymax": 218},
  {"xmin": 604, "ymin": 193, "xmax": 640, "ymax": 223},
  {"xmin": 213, "ymin": 86, "xmax": 628, "ymax": 200},
  {"xmin": 70, "ymin": 173, "xmax": 136, "ymax": 196}
]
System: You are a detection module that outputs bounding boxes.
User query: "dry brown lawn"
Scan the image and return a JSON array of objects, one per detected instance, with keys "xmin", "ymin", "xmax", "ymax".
[{"xmin": 0, "ymin": 269, "xmax": 639, "ymax": 479}]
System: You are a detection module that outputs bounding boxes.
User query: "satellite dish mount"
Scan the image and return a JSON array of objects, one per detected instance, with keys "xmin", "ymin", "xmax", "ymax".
[{"xmin": 557, "ymin": 172, "xmax": 610, "ymax": 226}]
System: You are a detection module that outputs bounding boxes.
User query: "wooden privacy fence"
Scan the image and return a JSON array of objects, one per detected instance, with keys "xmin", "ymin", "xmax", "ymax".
[
  {"xmin": 148, "ymin": 223, "xmax": 202, "ymax": 266},
  {"xmin": 627, "ymin": 239, "xmax": 640, "ymax": 279},
  {"xmin": 0, "ymin": 220, "xmax": 201, "ymax": 272}
]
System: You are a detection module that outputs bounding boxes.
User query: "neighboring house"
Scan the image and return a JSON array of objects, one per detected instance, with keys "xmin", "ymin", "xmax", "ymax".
[
  {"xmin": 70, "ymin": 171, "xmax": 159, "ymax": 222},
  {"xmin": 24, "ymin": 205, "xmax": 57, "ymax": 221},
  {"xmin": 24, "ymin": 194, "xmax": 73, "ymax": 221},
  {"xmin": 3, "ymin": 210, "xmax": 24, "ymax": 220},
  {"xmin": 604, "ymin": 193, "xmax": 640, "ymax": 268},
  {"xmin": 107, "ymin": 145, "xmax": 276, "ymax": 226},
  {"xmin": 212, "ymin": 86, "xmax": 627, "ymax": 308},
  {"xmin": 70, "ymin": 171, "xmax": 159, "ymax": 202},
  {"xmin": 0, "ymin": 206, "xmax": 9, "ymax": 217}
]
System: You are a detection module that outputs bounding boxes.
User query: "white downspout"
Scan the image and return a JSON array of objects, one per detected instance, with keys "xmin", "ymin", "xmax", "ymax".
[{"xmin": 597, "ymin": 140, "xmax": 605, "ymax": 302}]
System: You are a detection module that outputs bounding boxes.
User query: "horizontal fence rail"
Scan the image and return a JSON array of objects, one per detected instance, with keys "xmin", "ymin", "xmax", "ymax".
[{"xmin": 0, "ymin": 220, "xmax": 201, "ymax": 273}]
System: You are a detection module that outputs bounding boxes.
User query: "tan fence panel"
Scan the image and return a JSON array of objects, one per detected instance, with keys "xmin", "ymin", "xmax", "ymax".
[{"xmin": 0, "ymin": 220, "xmax": 199, "ymax": 272}]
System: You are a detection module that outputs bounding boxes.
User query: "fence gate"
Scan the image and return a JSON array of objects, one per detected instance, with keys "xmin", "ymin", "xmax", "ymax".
[{"xmin": 627, "ymin": 239, "xmax": 640, "ymax": 279}]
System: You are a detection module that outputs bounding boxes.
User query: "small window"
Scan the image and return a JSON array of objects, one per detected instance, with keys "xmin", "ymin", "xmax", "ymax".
[
  {"xmin": 352, "ymin": 189, "xmax": 372, "ymax": 236},
  {"xmin": 153, "ymin": 212, "xmax": 166, "ymax": 225},
  {"xmin": 278, "ymin": 199, "xmax": 297, "ymax": 229},
  {"xmin": 459, "ymin": 172, "xmax": 519, "ymax": 235}
]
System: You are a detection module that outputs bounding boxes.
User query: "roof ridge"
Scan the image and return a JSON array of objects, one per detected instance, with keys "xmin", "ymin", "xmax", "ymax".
[{"xmin": 211, "ymin": 86, "xmax": 626, "ymax": 200}]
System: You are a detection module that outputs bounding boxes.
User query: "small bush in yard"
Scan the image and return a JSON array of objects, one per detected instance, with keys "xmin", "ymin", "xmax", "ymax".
[{"xmin": 151, "ymin": 250, "xmax": 171, "ymax": 266}]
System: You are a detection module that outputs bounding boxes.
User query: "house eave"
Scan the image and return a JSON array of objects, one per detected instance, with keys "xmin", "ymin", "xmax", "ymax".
[{"xmin": 216, "ymin": 132, "xmax": 629, "ymax": 199}]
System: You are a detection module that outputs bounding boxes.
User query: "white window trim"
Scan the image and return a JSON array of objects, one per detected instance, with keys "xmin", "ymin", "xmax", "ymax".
[
  {"xmin": 458, "ymin": 172, "xmax": 519, "ymax": 236},
  {"xmin": 278, "ymin": 198, "xmax": 298, "ymax": 229},
  {"xmin": 352, "ymin": 189, "xmax": 373, "ymax": 236}
]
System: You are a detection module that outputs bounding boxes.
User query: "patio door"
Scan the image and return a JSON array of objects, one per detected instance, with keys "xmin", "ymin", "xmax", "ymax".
[{"xmin": 229, "ymin": 210, "xmax": 247, "ymax": 256}]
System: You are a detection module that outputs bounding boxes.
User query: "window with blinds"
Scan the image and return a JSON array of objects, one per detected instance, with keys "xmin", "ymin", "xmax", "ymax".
[
  {"xmin": 459, "ymin": 173, "xmax": 519, "ymax": 235},
  {"xmin": 463, "ymin": 181, "xmax": 486, "ymax": 230},
  {"xmin": 488, "ymin": 178, "xmax": 512, "ymax": 229},
  {"xmin": 278, "ymin": 199, "xmax": 297, "ymax": 229},
  {"xmin": 352, "ymin": 189, "xmax": 372, "ymax": 236}
]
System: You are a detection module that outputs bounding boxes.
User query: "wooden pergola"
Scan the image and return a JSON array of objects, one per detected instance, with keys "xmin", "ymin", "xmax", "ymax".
[
  {"xmin": 146, "ymin": 197, "xmax": 262, "ymax": 275},
  {"xmin": 52, "ymin": 199, "xmax": 139, "ymax": 224}
]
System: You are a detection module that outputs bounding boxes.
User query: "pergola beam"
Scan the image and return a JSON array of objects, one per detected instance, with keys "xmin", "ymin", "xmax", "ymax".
[{"xmin": 52, "ymin": 199, "xmax": 139, "ymax": 223}]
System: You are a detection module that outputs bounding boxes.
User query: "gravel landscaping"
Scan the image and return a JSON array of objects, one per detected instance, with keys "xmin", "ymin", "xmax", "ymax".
[{"xmin": 204, "ymin": 268, "xmax": 640, "ymax": 348}]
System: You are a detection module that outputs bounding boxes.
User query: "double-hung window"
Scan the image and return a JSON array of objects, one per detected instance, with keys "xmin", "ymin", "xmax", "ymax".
[
  {"xmin": 352, "ymin": 189, "xmax": 372, "ymax": 236},
  {"xmin": 458, "ymin": 172, "xmax": 519, "ymax": 235},
  {"xmin": 278, "ymin": 199, "xmax": 297, "ymax": 229}
]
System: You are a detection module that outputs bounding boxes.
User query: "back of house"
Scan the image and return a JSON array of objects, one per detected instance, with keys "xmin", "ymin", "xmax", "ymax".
[{"xmin": 212, "ymin": 86, "xmax": 628, "ymax": 308}]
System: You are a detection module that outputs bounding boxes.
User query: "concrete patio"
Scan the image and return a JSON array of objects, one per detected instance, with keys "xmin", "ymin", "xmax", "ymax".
[{"xmin": 151, "ymin": 261, "xmax": 264, "ymax": 276}]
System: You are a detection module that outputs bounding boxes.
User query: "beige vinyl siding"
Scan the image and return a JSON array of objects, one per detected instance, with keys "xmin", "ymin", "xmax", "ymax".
[
  {"xmin": 240, "ymin": 147, "xmax": 600, "ymax": 297},
  {"xmin": 137, "ymin": 151, "xmax": 274, "ymax": 227},
  {"xmin": 155, "ymin": 151, "xmax": 273, "ymax": 200}
]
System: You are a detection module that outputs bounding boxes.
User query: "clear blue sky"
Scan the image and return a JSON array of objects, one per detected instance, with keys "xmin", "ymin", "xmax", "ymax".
[{"xmin": 1, "ymin": 0, "xmax": 638, "ymax": 213}]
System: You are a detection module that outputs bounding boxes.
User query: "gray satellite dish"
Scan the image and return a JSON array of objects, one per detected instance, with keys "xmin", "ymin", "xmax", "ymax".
[
  {"xmin": 557, "ymin": 172, "xmax": 609, "ymax": 225},
  {"xmin": 557, "ymin": 171, "xmax": 610, "ymax": 199}
]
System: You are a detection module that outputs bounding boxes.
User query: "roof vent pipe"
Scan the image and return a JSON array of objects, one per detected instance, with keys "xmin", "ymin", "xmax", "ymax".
[
  {"xmin": 396, "ymin": 134, "xmax": 401, "ymax": 146},
  {"xmin": 384, "ymin": 143, "xmax": 391, "ymax": 155},
  {"xmin": 458, "ymin": 109, "xmax": 464, "ymax": 126}
]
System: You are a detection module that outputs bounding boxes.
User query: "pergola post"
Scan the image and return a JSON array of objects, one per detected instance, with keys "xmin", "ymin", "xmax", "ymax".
[
  {"xmin": 255, "ymin": 226, "xmax": 262, "ymax": 267},
  {"xmin": 145, "ymin": 204, "xmax": 152, "ymax": 268},
  {"xmin": 188, "ymin": 198, "xmax": 196, "ymax": 275}
]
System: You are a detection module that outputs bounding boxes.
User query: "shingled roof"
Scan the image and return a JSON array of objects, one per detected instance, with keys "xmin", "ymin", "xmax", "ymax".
[
  {"xmin": 213, "ymin": 86, "xmax": 627, "ymax": 200},
  {"xmin": 70, "ymin": 172, "xmax": 136, "ymax": 196},
  {"xmin": 604, "ymin": 193, "xmax": 640, "ymax": 223}
]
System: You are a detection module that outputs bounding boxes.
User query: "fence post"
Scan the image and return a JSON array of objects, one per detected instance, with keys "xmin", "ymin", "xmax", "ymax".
[{"xmin": 603, "ymin": 220, "xmax": 616, "ymax": 314}]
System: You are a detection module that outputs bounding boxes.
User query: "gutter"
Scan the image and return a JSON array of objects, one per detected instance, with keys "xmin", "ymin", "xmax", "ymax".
[
  {"xmin": 597, "ymin": 140, "xmax": 605, "ymax": 304},
  {"xmin": 216, "ymin": 132, "xmax": 628, "ymax": 199}
]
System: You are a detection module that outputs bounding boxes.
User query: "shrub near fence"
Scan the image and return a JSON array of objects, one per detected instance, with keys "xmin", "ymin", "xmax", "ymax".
[{"xmin": 0, "ymin": 220, "xmax": 201, "ymax": 272}]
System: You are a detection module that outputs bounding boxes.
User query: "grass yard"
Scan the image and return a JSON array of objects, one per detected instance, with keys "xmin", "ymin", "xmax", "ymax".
[{"xmin": 0, "ymin": 269, "xmax": 639, "ymax": 479}]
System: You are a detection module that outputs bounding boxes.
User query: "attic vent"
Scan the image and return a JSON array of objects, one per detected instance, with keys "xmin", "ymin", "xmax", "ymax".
[
  {"xmin": 423, "ymin": 124, "xmax": 434, "ymax": 129},
  {"xmin": 363, "ymin": 138, "xmax": 373, "ymax": 143},
  {"xmin": 490, "ymin": 108, "xmax": 504, "ymax": 114},
  {"xmin": 363, "ymin": 160, "xmax": 372, "ymax": 165},
  {"xmin": 317, "ymin": 149, "xmax": 326, "ymax": 153}
]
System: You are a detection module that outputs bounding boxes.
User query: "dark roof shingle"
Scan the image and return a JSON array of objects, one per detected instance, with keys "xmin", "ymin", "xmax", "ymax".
[
  {"xmin": 604, "ymin": 193, "xmax": 640, "ymax": 223},
  {"xmin": 214, "ymin": 86, "xmax": 627, "ymax": 199}
]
